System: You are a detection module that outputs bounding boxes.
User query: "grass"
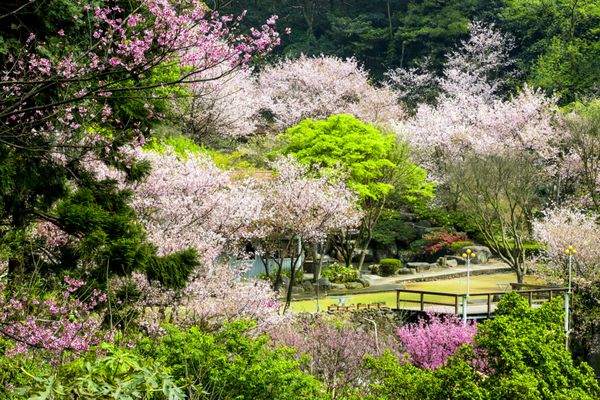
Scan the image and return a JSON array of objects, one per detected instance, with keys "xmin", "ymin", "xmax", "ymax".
[{"xmin": 289, "ymin": 272, "xmax": 544, "ymax": 313}]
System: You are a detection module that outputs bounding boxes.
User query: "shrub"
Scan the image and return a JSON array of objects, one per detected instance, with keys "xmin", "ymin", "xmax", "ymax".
[
  {"xmin": 143, "ymin": 321, "xmax": 327, "ymax": 400},
  {"xmin": 379, "ymin": 258, "xmax": 402, "ymax": 276},
  {"xmin": 397, "ymin": 313, "xmax": 478, "ymax": 370},
  {"xmin": 449, "ymin": 241, "xmax": 475, "ymax": 252},
  {"xmin": 321, "ymin": 263, "xmax": 359, "ymax": 283},
  {"xmin": 422, "ymin": 230, "xmax": 468, "ymax": 255}
]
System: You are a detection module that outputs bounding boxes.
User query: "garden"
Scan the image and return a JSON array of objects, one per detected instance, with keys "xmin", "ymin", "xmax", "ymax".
[{"xmin": 0, "ymin": 0, "xmax": 599, "ymax": 398}]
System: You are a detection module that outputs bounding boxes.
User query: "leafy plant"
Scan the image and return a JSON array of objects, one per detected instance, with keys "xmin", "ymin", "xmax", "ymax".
[
  {"xmin": 321, "ymin": 263, "xmax": 358, "ymax": 283},
  {"xmin": 379, "ymin": 259, "xmax": 402, "ymax": 276}
]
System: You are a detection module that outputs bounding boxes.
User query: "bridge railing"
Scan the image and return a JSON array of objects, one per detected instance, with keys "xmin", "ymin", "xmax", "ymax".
[{"xmin": 396, "ymin": 286, "xmax": 568, "ymax": 318}]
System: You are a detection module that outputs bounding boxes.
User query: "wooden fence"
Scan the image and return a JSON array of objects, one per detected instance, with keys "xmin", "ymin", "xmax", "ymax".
[{"xmin": 396, "ymin": 284, "xmax": 568, "ymax": 318}]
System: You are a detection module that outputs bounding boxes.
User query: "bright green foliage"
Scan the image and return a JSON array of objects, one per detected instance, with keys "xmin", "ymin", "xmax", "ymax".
[
  {"xmin": 141, "ymin": 320, "xmax": 329, "ymax": 400},
  {"xmin": 321, "ymin": 263, "xmax": 359, "ymax": 283},
  {"xmin": 379, "ymin": 258, "xmax": 402, "ymax": 276},
  {"xmin": 476, "ymin": 292, "xmax": 600, "ymax": 399},
  {"xmin": 7, "ymin": 344, "xmax": 184, "ymax": 400},
  {"xmin": 282, "ymin": 114, "xmax": 396, "ymax": 201},
  {"xmin": 361, "ymin": 292, "xmax": 600, "ymax": 400}
]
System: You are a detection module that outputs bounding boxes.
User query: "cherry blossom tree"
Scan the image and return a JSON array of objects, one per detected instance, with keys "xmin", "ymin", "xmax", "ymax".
[
  {"xmin": 130, "ymin": 147, "xmax": 264, "ymax": 267},
  {"xmin": 118, "ymin": 268, "xmax": 282, "ymax": 336},
  {"xmin": 0, "ymin": 0, "xmax": 280, "ymax": 279},
  {"xmin": 178, "ymin": 66, "xmax": 263, "ymax": 141},
  {"xmin": 256, "ymin": 55, "xmax": 403, "ymax": 132},
  {"xmin": 532, "ymin": 207, "xmax": 600, "ymax": 287},
  {"xmin": 255, "ymin": 156, "xmax": 361, "ymax": 312},
  {"xmin": 392, "ymin": 22, "xmax": 558, "ymax": 180}
]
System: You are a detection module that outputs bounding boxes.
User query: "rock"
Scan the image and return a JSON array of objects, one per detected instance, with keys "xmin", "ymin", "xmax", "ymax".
[
  {"xmin": 446, "ymin": 256, "xmax": 466, "ymax": 265},
  {"xmin": 301, "ymin": 281, "xmax": 314, "ymax": 291},
  {"xmin": 316, "ymin": 277, "xmax": 332, "ymax": 290},
  {"xmin": 397, "ymin": 267, "xmax": 416, "ymax": 275},
  {"xmin": 331, "ymin": 283, "xmax": 346, "ymax": 290},
  {"xmin": 345, "ymin": 282, "xmax": 364, "ymax": 290},
  {"xmin": 462, "ymin": 245, "xmax": 492, "ymax": 264},
  {"xmin": 291, "ymin": 285, "xmax": 305, "ymax": 293},
  {"xmin": 369, "ymin": 264, "xmax": 380, "ymax": 275},
  {"xmin": 418, "ymin": 264, "xmax": 436, "ymax": 273},
  {"xmin": 281, "ymin": 275, "xmax": 291, "ymax": 288},
  {"xmin": 407, "ymin": 262, "xmax": 430, "ymax": 269},
  {"xmin": 446, "ymin": 259, "xmax": 458, "ymax": 267},
  {"xmin": 358, "ymin": 278, "xmax": 371, "ymax": 288}
]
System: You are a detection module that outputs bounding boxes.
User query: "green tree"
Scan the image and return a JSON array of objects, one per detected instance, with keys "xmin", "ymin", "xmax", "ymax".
[
  {"xmin": 448, "ymin": 153, "xmax": 544, "ymax": 283},
  {"xmin": 362, "ymin": 292, "xmax": 600, "ymax": 400},
  {"xmin": 501, "ymin": 0, "xmax": 600, "ymax": 103},
  {"xmin": 280, "ymin": 114, "xmax": 433, "ymax": 269}
]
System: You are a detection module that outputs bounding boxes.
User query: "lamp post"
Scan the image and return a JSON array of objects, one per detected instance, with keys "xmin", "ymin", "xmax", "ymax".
[
  {"xmin": 461, "ymin": 249, "xmax": 476, "ymax": 326},
  {"xmin": 564, "ymin": 245, "xmax": 576, "ymax": 349}
]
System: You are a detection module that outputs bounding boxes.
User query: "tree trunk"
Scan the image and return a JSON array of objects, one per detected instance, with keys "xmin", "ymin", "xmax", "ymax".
[
  {"xmin": 283, "ymin": 256, "xmax": 299, "ymax": 313},
  {"xmin": 357, "ymin": 231, "xmax": 372, "ymax": 272}
]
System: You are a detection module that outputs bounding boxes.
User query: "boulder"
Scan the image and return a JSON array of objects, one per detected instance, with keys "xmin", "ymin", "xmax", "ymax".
[
  {"xmin": 331, "ymin": 283, "xmax": 346, "ymax": 290},
  {"xmin": 301, "ymin": 281, "xmax": 314, "ymax": 291},
  {"xmin": 358, "ymin": 278, "xmax": 371, "ymax": 288},
  {"xmin": 345, "ymin": 282, "xmax": 364, "ymax": 290},
  {"xmin": 446, "ymin": 259, "xmax": 458, "ymax": 267},
  {"xmin": 316, "ymin": 277, "xmax": 332, "ymax": 290},
  {"xmin": 446, "ymin": 256, "xmax": 466, "ymax": 265},
  {"xmin": 281, "ymin": 275, "xmax": 291, "ymax": 288},
  {"xmin": 291, "ymin": 285, "xmax": 305, "ymax": 293},
  {"xmin": 407, "ymin": 262, "xmax": 430, "ymax": 269},
  {"xmin": 397, "ymin": 267, "xmax": 416, "ymax": 275},
  {"xmin": 462, "ymin": 245, "xmax": 492, "ymax": 264}
]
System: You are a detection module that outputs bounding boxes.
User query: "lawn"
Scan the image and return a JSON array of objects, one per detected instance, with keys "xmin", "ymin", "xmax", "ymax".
[{"xmin": 289, "ymin": 272, "xmax": 544, "ymax": 313}]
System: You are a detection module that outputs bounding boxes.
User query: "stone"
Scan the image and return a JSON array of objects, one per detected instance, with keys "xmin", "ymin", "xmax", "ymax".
[
  {"xmin": 397, "ymin": 267, "xmax": 416, "ymax": 275},
  {"xmin": 345, "ymin": 282, "xmax": 364, "ymax": 290},
  {"xmin": 462, "ymin": 245, "xmax": 492, "ymax": 264},
  {"xmin": 358, "ymin": 278, "xmax": 371, "ymax": 288},
  {"xmin": 291, "ymin": 285, "xmax": 305, "ymax": 293},
  {"xmin": 446, "ymin": 256, "xmax": 466, "ymax": 265},
  {"xmin": 331, "ymin": 283, "xmax": 346, "ymax": 290},
  {"xmin": 316, "ymin": 277, "xmax": 332, "ymax": 290},
  {"xmin": 407, "ymin": 262, "xmax": 430, "ymax": 269},
  {"xmin": 281, "ymin": 275, "xmax": 291, "ymax": 288},
  {"xmin": 301, "ymin": 281, "xmax": 314, "ymax": 291},
  {"xmin": 446, "ymin": 259, "xmax": 458, "ymax": 267},
  {"xmin": 416, "ymin": 264, "xmax": 435, "ymax": 273}
]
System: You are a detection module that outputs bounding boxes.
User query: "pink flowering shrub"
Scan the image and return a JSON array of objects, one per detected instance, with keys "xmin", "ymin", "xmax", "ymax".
[
  {"xmin": 397, "ymin": 313, "xmax": 477, "ymax": 370},
  {"xmin": 270, "ymin": 317, "xmax": 401, "ymax": 394},
  {"xmin": 0, "ymin": 277, "xmax": 108, "ymax": 361}
]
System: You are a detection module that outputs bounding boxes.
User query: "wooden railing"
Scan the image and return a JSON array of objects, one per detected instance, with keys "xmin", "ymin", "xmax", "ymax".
[{"xmin": 396, "ymin": 285, "xmax": 568, "ymax": 318}]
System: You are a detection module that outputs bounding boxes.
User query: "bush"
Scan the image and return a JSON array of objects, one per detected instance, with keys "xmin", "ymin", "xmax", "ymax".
[
  {"xmin": 321, "ymin": 263, "xmax": 358, "ymax": 283},
  {"xmin": 449, "ymin": 241, "xmax": 475, "ymax": 252},
  {"xmin": 422, "ymin": 230, "xmax": 468, "ymax": 255},
  {"xmin": 143, "ymin": 321, "xmax": 327, "ymax": 400},
  {"xmin": 379, "ymin": 258, "xmax": 402, "ymax": 276}
]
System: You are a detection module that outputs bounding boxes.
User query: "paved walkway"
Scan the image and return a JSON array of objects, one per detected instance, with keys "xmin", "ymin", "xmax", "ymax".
[{"xmin": 292, "ymin": 260, "xmax": 512, "ymax": 300}]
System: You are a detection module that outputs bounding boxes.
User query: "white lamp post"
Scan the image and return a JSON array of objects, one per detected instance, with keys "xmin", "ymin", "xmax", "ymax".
[
  {"xmin": 461, "ymin": 249, "xmax": 476, "ymax": 326},
  {"xmin": 564, "ymin": 245, "xmax": 576, "ymax": 349}
]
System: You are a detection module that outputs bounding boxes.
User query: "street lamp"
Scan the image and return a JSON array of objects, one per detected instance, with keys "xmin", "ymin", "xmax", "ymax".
[
  {"xmin": 461, "ymin": 249, "xmax": 476, "ymax": 326},
  {"xmin": 564, "ymin": 245, "xmax": 576, "ymax": 349}
]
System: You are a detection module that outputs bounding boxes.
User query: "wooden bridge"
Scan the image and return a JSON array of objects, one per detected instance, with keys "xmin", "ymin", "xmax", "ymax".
[{"xmin": 395, "ymin": 283, "xmax": 568, "ymax": 319}]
